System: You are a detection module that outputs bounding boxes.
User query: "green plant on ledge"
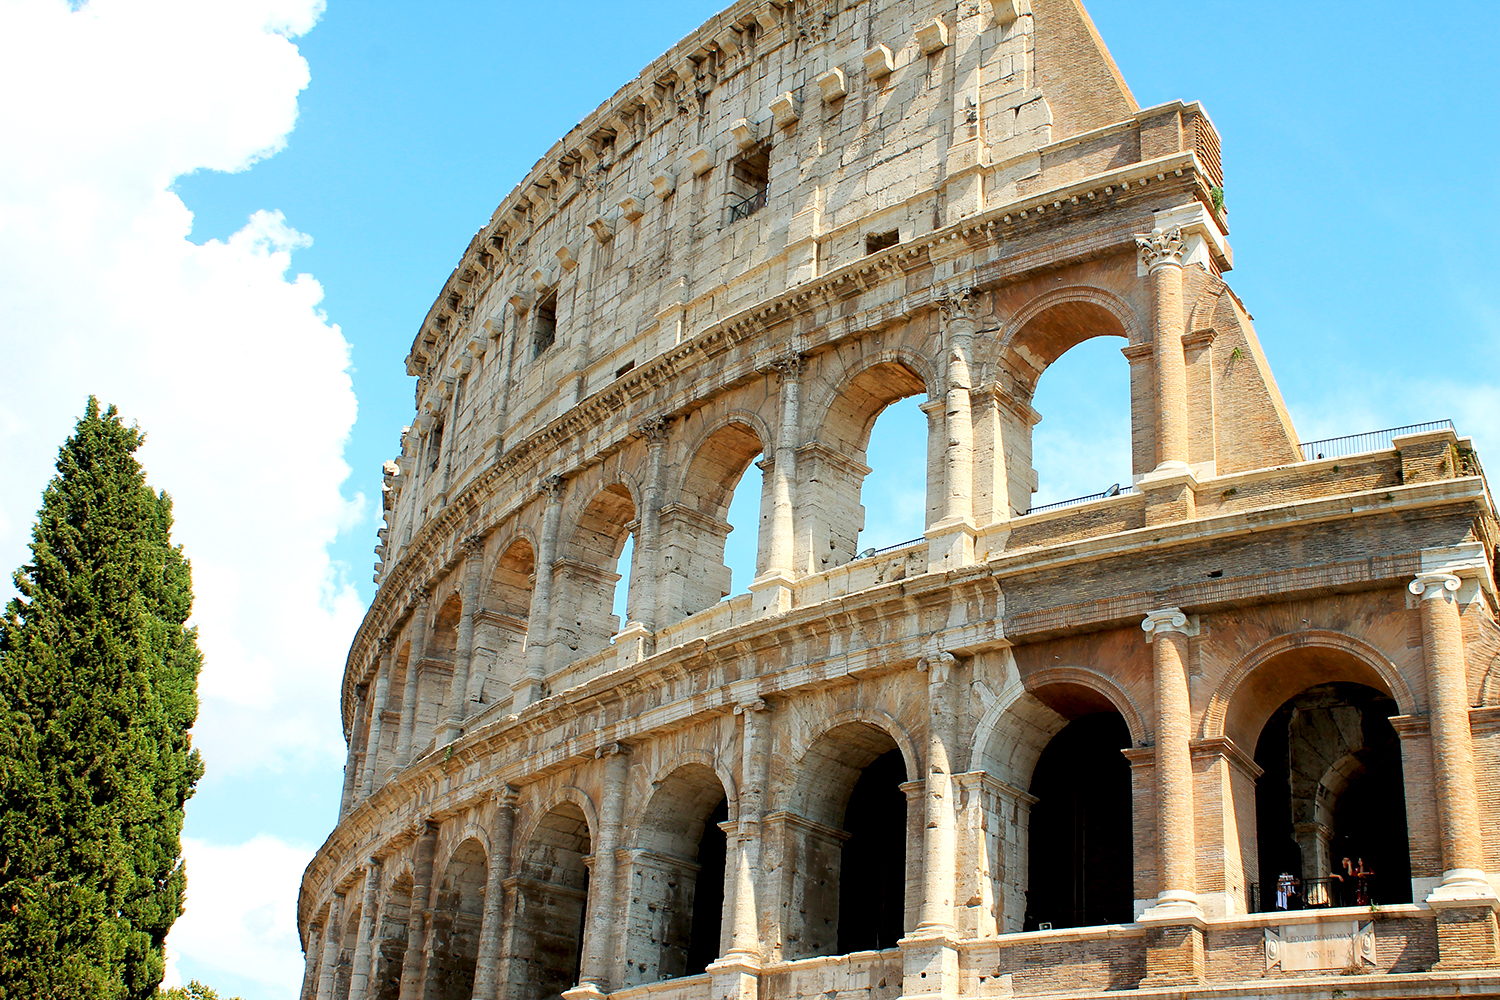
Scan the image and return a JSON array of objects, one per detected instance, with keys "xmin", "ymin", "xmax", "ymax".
[{"xmin": 1211, "ymin": 184, "xmax": 1226, "ymax": 214}]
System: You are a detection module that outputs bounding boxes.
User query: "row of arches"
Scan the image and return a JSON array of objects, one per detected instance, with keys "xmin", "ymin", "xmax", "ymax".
[{"xmin": 320, "ymin": 631, "xmax": 1420, "ymax": 1000}]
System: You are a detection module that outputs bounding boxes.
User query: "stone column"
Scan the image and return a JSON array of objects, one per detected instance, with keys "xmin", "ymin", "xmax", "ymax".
[
  {"xmin": 396, "ymin": 589, "xmax": 432, "ymax": 767},
  {"xmin": 517, "ymin": 475, "xmax": 565, "ymax": 707},
  {"xmin": 316, "ymin": 892, "xmax": 345, "ymax": 1000},
  {"xmin": 1410, "ymin": 570, "xmax": 1500, "ymax": 966},
  {"xmin": 916, "ymin": 652, "xmax": 959, "ymax": 934},
  {"xmin": 361, "ymin": 639, "xmax": 394, "ymax": 796},
  {"xmin": 398, "ymin": 821, "xmax": 440, "ymax": 1000},
  {"xmin": 348, "ymin": 860, "xmax": 382, "ymax": 1000},
  {"xmin": 571, "ymin": 743, "xmax": 630, "ymax": 998},
  {"xmin": 472, "ymin": 785, "xmax": 519, "ymax": 1000},
  {"xmin": 1139, "ymin": 608, "xmax": 1204, "ymax": 985},
  {"xmin": 927, "ymin": 291, "xmax": 978, "ymax": 571},
  {"xmin": 635, "ymin": 416, "xmax": 670, "ymax": 633},
  {"xmin": 300, "ymin": 922, "xmax": 324, "ymax": 1000},
  {"xmin": 440, "ymin": 535, "xmax": 487, "ymax": 745},
  {"xmin": 1141, "ymin": 608, "xmax": 1200, "ymax": 917},
  {"xmin": 1135, "ymin": 228, "xmax": 1190, "ymax": 472},
  {"xmin": 339, "ymin": 685, "xmax": 368, "ymax": 818},
  {"xmin": 724, "ymin": 699, "xmax": 770, "ymax": 962},
  {"xmin": 752, "ymin": 355, "xmax": 804, "ymax": 616}
]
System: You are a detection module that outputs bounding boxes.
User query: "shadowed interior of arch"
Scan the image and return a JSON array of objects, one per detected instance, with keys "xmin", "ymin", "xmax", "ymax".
[
  {"xmin": 511, "ymin": 803, "xmax": 592, "ymax": 1000},
  {"xmin": 626, "ymin": 763, "xmax": 729, "ymax": 984},
  {"xmin": 428, "ymin": 837, "xmax": 488, "ymax": 1000},
  {"xmin": 1025, "ymin": 706, "xmax": 1133, "ymax": 930},
  {"xmin": 788, "ymin": 721, "xmax": 908, "ymax": 959},
  {"xmin": 477, "ymin": 537, "xmax": 534, "ymax": 713},
  {"xmin": 372, "ymin": 873, "xmax": 412, "ymax": 1000},
  {"xmin": 1253, "ymin": 681, "xmax": 1411, "ymax": 911}
]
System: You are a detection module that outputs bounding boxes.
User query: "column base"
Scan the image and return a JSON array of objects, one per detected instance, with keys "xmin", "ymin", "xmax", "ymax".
[
  {"xmin": 1137, "ymin": 889, "xmax": 1206, "ymax": 926},
  {"xmin": 613, "ymin": 621, "xmax": 652, "ymax": 670},
  {"xmin": 749, "ymin": 572, "xmax": 795, "ymax": 616},
  {"xmin": 1428, "ymin": 871, "xmax": 1500, "ymax": 969},
  {"xmin": 562, "ymin": 983, "xmax": 610, "ymax": 1000},
  {"xmin": 706, "ymin": 955, "xmax": 761, "ymax": 1000},
  {"xmin": 511, "ymin": 677, "xmax": 547, "ymax": 708},
  {"xmin": 899, "ymin": 929, "xmax": 960, "ymax": 1000},
  {"xmin": 925, "ymin": 519, "xmax": 976, "ymax": 573}
]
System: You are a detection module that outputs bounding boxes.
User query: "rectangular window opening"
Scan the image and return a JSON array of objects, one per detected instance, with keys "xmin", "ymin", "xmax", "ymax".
[
  {"xmin": 865, "ymin": 229, "xmax": 900, "ymax": 255},
  {"xmin": 614, "ymin": 360, "xmax": 636, "ymax": 379},
  {"xmin": 427, "ymin": 420, "xmax": 444, "ymax": 473},
  {"xmin": 728, "ymin": 144, "xmax": 771, "ymax": 223},
  {"xmin": 532, "ymin": 289, "xmax": 558, "ymax": 357}
]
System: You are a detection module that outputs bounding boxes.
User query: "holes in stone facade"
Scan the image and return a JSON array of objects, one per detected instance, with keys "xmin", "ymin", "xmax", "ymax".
[
  {"xmin": 728, "ymin": 144, "xmax": 770, "ymax": 222},
  {"xmin": 512, "ymin": 803, "xmax": 592, "ymax": 1000},
  {"xmin": 533, "ymin": 289, "xmax": 558, "ymax": 357},
  {"xmin": 864, "ymin": 229, "xmax": 899, "ymax": 255},
  {"xmin": 428, "ymin": 838, "xmax": 488, "ymax": 1000},
  {"xmin": 1025, "ymin": 713, "xmax": 1133, "ymax": 930},
  {"xmin": 1253, "ymin": 682, "xmax": 1410, "ymax": 911}
]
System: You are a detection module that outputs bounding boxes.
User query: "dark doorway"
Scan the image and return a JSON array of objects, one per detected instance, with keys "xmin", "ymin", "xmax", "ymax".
[
  {"xmin": 684, "ymin": 797, "xmax": 729, "ymax": 975},
  {"xmin": 837, "ymin": 748, "xmax": 908, "ymax": 952},
  {"xmin": 1253, "ymin": 683, "xmax": 1411, "ymax": 910},
  {"xmin": 1025, "ymin": 713, "xmax": 1133, "ymax": 929}
]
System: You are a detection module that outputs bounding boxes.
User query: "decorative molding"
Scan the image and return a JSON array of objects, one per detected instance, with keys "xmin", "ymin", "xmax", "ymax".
[
  {"xmin": 1410, "ymin": 572, "xmax": 1462, "ymax": 599},
  {"xmin": 816, "ymin": 67, "xmax": 847, "ymax": 103}
]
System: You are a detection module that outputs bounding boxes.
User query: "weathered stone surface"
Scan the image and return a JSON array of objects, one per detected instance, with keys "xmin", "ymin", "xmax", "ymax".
[{"xmin": 299, "ymin": 1, "xmax": 1500, "ymax": 998}]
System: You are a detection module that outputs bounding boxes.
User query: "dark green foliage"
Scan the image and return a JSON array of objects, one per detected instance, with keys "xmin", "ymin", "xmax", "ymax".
[{"xmin": 0, "ymin": 399, "xmax": 203, "ymax": 999}]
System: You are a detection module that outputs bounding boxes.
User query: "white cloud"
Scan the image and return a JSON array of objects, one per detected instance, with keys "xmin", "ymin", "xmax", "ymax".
[
  {"xmin": 169, "ymin": 835, "xmax": 316, "ymax": 997},
  {"xmin": 0, "ymin": 0, "xmax": 354, "ymax": 988}
]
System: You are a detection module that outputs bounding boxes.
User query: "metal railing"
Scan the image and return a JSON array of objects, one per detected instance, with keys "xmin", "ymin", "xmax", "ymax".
[
  {"xmin": 728, "ymin": 187, "xmax": 768, "ymax": 222},
  {"xmin": 1298, "ymin": 419, "xmax": 1454, "ymax": 462},
  {"xmin": 1249, "ymin": 876, "xmax": 1378, "ymax": 913},
  {"xmin": 1025, "ymin": 483, "xmax": 1135, "ymax": 516},
  {"xmin": 857, "ymin": 536, "xmax": 925, "ymax": 559}
]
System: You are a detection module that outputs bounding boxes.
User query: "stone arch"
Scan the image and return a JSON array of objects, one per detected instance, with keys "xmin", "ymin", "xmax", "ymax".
[
  {"xmin": 475, "ymin": 534, "xmax": 535, "ymax": 711},
  {"xmin": 973, "ymin": 667, "xmax": 1141, "ymax": 933},
  {"xmin": 1203, "ymin": 630, "xmax": 1414, "ymax": 748},
  {"xmin": 660, "ymin": 418, "xmax": 767, "ymax": 624},
  {"xmin": 517, "ymin": 786, "xmax": 599, "ymax": 853},
  {"xmin": 992, "ymin": 285, "xmax": 1142, "ymax": 358},
  {"xmin": 780, "ymin": 712, "xmax": 915, "ymax": 960},
  {"xmin": 426, "ymin": 836, "xmax": 488, "ymax": 1000},
  {"xmin": 645, "ymin": 749, "xmax": 739, "ymax": 821},
  {"xmin": 801, "ymin": 350, "xmax": 936, "ymax": 571},
  {"xmin": 556, "ymin": 482, "xmax": 639, "ymax": 663},
  {"xmin": 622, "ymin": 761, "xmax": 732, "ymax": 985},
  {"xmin": 413, "ymin": 592, "xmax": 463, "ymax": 758},
  {"xmin": 510, "ymin": 797, "xmax": 595, "ymax": 1000},
  {"xmin": 436, "ymin": 822, "xmax": 492, "ymax": 875}
]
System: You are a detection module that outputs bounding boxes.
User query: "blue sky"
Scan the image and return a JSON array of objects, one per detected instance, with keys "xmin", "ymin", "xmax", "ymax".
[{"xmin": 1, "ymin": 1, "xmax": 1496, "ymax": 996}]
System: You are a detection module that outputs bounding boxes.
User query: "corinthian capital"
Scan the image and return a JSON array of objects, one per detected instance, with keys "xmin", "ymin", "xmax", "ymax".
[
  {"xmin": 936, "ymin": 287, "xmax": 980, "ymax": 326},
  {"xmin": 540, "ymin": 474, "xmax": 567, "ymax": 502},
  {"xmin": 770, "ymin": 353, "xmax": 807, "ymax": 382},
  {"xmin": 1135, "ymin": 227, "xmax": 1187, "ymax": 272},
  {"xmin": 639, "ymin": 415, "xmax": 670, "ymax": 444}
]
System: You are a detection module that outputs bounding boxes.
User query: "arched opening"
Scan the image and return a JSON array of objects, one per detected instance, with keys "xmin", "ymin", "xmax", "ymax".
[
  {"xmin": 857, "ymin": 397, "xmax": 929, "ymax": 552},
  {"xmin": 333, "ymin": 900, "xmax": 360, "ymax": 1000},
  {"xmin": 784, "ymin": 722, "xmax": 909, "ymax": 959},
  {"xmin": 624, "ymin": 764, "xmax": 730, "ymax": 984},
  {"xmin": 1027, "ymin": 337, "xmax": 1132, "ymax": 511},
  {"xmin": 976, "ymin": 674, "xmax": 1139, "ymax": 933},
  {"xmin": 811, "ymin": 360, "xmax": 928, "ymax": 571},
  {"xmin": 427, "ymin": 838, "xmax": 488, "ymax": 1000},
  {"xmin": 476, "ymin": 538, "xmax": 534, "ymax": 711},
  {"xmin": 378, "ymin": 642, "xmax": 410, "ymax": 779},
  {"xmin": 559, "ymin": 484, "xmax": 636, "ymax": 664},
  {"xmin": 1025, "ymin": 711, "xmax": 1134, "ymax": 929},
  {"xmin": 999, "ymin": 300, "xmax": 1132, "ymax": 517},
  {"xmin": 371, "ymin": 874, "xmax": 412, "ymax": 1000},
  {"xmin": 511, "ymin": 803, "xmax": 592, "ymax": 1000},
  {"xmin": 663, "ymin": 422, "xmax": 765, "ymax": 624},
  {"xmin": 1253, "ymin": 682, "xmax": 1411, "ymax": 910},
  {"xmin": 416, "ymin": 593, "xmax": 462, "ymax": 756}
]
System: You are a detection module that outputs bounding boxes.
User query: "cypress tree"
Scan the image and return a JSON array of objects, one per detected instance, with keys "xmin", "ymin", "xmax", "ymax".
[{"xmin": 0, "ymin": 398, "xmax": 203, "ymax": 999}]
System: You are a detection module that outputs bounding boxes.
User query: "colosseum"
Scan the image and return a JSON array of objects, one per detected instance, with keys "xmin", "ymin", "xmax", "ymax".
[{"xmin": 298, "ymin": 1, "xmax": 1500, "ymax": 998}]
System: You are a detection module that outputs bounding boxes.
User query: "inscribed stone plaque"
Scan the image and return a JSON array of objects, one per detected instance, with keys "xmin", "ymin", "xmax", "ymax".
[{"xmin": 1264, "ymin": 921, "xmax": 1377, "ymax": 972}]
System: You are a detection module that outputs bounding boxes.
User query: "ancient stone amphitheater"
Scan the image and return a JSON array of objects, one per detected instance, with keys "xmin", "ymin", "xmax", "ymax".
[{"xmin": 299, "ymin": 1, "xmax": 1500, "ymax": 999}]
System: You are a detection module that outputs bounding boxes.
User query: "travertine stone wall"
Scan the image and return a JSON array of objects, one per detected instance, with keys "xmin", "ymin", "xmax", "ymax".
[{"xmin": 302, "ymin": 1, "xmax": 1500, "ymax": 998}]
